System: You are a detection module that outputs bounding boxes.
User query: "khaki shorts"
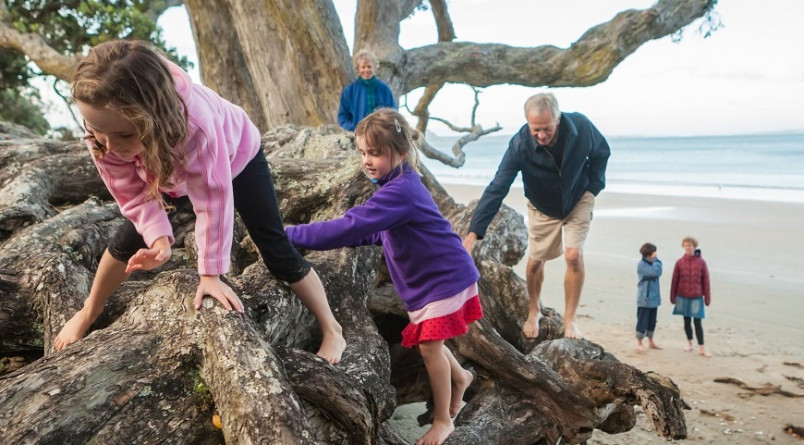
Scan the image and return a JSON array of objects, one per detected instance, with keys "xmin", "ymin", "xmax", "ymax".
[{"xmin": 527, "ymin": 191, "xmax": 595, "ymax": 260}]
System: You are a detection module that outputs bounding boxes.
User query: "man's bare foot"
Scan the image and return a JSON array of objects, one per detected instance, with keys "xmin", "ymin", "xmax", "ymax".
[
  {"xmin": 415, "ymin": 419, "xmax": 454, "ymax": 445},
  {"xmin": 53, "ymin": 309, "xmax": 95, "ymax": 351},
  {"xmin": 648, "ymin": 341, "xmax": 662, "ymax": 350},
  {"xmin": 563, "ymin": 319, "xmax": 583, "ymax": 339},
  {"xmin": 683, "ymin": 343, "xmax": 693, "ymax": 352},
  {"xmin": 449, "ymin": 369, "xmax": 473, "ymax": 417},
  {"xmin": 698, "ymin": 346, "xmax": 711, "ymax": 358},
  {"xmin": 636, "ymin": 340, "xmax": 645, "ymax": 352},
  {"xmin": 522, "ymin": 313, "xmax": 541, "ymax": 338},
  {"xmin": 316, "ymin": 329, "xmax": 347, "ymax": 365}
]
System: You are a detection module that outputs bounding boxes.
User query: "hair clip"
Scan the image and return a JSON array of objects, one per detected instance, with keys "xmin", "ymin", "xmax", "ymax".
[{"xmin": 394, "ymin": 118, "xmax": 401, "ymax": 133}]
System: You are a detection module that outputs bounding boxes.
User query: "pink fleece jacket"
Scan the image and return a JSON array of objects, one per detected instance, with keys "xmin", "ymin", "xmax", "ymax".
[{"xmin": 89, "ymin": 60, "xmax": 261, "ymax": 275}]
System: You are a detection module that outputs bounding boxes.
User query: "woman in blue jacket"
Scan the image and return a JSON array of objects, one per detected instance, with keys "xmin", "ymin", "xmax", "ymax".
[
  {"xmin": 337, "ymin": 50, "xmax": 396, "ymax": 131},
  {"xmin": 636, "ymin": 242, "xmax": 662, "ymax": 351}
]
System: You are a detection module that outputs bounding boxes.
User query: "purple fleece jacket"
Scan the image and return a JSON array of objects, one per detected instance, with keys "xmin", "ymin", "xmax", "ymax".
[{"xmin": 285, "ymin": 164, "xmax": 480, "ymax": 312}]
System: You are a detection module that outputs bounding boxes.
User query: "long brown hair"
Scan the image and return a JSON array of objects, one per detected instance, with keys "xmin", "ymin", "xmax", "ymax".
[
  {"xmin": 71, "ymin": 40, "xmax": 188, "ymax": 207},
  {"xmin": 354, "ymin": 108, "xmax": 420, "ymax": 172}
]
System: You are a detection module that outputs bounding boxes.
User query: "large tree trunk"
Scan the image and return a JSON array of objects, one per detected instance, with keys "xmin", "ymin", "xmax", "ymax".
[
  {"xmin": 183, "ymin": 0, "xmax": 354, "ymax": 131},
  {"xmin": 0, "ymin": 123, "xmax": 688, "ymax": 444}
]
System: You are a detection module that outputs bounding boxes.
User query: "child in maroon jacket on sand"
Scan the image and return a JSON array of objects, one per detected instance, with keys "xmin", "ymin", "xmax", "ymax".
[{"xmin": 670, "ymin": 236, "xmax": 711, "ymax": 357}]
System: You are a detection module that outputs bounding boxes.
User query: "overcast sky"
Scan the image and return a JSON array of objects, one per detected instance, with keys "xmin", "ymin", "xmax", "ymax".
[{"xmin": 156, "ymin": 0, "xmax": 804, "ymax": 137}]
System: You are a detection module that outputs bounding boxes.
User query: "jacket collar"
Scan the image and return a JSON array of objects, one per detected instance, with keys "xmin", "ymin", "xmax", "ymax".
[{"xmin": 375, "ymin": 162, "xmax": 412, "ymax": 186}]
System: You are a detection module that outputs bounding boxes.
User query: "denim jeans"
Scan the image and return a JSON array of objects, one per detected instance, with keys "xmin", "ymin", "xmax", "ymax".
[{"xmin": 635, "ymin": 306, "xmax": 657, "ymax": 339}]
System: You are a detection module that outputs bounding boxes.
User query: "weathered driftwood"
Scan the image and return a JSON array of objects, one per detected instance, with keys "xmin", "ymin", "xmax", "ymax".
[
  {"xmin": 714, "ymin": 377, "xmax": 804, "ymax": 398},
  {"xmin": 0, "ymin": 123, "xmax": 687, "ymax": 444}
]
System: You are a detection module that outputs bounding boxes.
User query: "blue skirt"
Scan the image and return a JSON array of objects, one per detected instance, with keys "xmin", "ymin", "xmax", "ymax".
[{"xmin": 672, "ymin": 296, "xmax": 705, "ymax": 319}]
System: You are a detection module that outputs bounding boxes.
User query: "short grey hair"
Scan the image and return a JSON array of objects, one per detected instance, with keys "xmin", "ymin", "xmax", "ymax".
[
  {"xmin": 524, "ymin": 92, "xmax": 560, "ymax": 120},
  {"xmin": 353, "ymin": 50, "xmax": 379, "ymax": 71}
]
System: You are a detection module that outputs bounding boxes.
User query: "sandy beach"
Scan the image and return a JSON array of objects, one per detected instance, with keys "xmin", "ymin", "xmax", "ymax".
[{"xmin": 391, "ymin": 184, "xmax": 804, "ymax": 444}]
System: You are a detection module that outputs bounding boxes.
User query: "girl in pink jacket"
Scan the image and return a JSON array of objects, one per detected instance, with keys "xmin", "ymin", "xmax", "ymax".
[{"xmin": 53, "ymin": 40, "xmax": 345, "ymax": 364}]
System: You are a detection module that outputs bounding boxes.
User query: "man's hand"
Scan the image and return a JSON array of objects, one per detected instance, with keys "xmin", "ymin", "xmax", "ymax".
[
  {"xmin": 126, "ymin": 236, "xmax": 171, "ymax": 273},
  {"xmin": 462, "ymin": 232, "xmax": 478, "ymax": 253},
  {"xmin": 195, "ymin": 275, "xmax": 245, "ymax": 313}
]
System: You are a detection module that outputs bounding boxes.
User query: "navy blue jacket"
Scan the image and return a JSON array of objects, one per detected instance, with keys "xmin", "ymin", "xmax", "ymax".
[
  {"xmin": 637, "ymin": 258, "xmax": 662, "ymax": 308},
  {"xmin": 337, "ymin": 77, "xmax": 397, "ymax": 131},
  {"xmin": 468, "ymin": 112, "xmax": 610, "ymax": 238}
]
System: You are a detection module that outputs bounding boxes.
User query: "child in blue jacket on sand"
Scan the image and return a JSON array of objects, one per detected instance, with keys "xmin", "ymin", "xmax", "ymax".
[
  {"xmin": 286, "ymin": 109, "xmax": 482, "ymax": 445},
  {"xmin": 636, "ymin": 242, "xmax": 662, "ymax": 352}
]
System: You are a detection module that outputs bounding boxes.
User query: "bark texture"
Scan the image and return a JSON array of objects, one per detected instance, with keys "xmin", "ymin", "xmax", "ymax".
[
  {"xmin": 0, "ymin": 123, "xmax": 688, "ymax": 444},
  {"xmin": 183, "ymin": 0, "xmax": 354, "ymax": 131}
]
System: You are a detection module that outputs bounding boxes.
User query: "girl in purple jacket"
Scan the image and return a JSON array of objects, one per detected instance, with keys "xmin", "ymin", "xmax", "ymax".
[
  {"xmin": 53, "ymin": 40, "xmax": 345, "ymax": 364},
  {"xmin": 286, "ymin": 109, "xmax": 482, "ymax": 445}
]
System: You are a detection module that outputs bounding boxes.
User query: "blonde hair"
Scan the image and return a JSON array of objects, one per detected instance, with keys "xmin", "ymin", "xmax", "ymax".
[
  {"xmin": 681, "ymin": 236, "xmax": 698, "ymax": 247},
  {"xmin": 355, "ymin": 108, "xmax": 420, "ymax": 172},
  {"xmin": 524, "ymin": 92, "xmax": 560, "ymax": 120},
  {"xmin": 71, "ymin": 40, "xmax": 188, "ymax": 208},
  {"xmin": 353, "ymin": 50, "xmax": 379, "ymax": 71}
]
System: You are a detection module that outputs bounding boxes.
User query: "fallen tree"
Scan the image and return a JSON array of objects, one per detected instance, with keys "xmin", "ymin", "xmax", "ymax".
[{"xmin": 0, "ymin": 123, "xmax": 688, "ymax": 444}]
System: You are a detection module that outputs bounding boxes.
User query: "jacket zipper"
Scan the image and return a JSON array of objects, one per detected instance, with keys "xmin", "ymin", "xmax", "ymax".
[
  {"xmin": 540, "ymin": 145, "xmax": 564, "ymax": 213},
  {"xmin": 541, "ymin": 146, "xmax": 562, "ymax": 178}
]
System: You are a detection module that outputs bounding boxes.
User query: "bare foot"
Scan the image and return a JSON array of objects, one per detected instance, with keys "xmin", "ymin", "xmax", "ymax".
[
  {"xmin": 563, "ymin": 319, "xmax": 583, "ymax": 339},
  {"xmin": 415, "ymin": 419, "xmax": 455, "ymax": 445},
  {"xmin": 53, "ymin": 309, "xmax": 95, "ymax": 351},
  {"xmin": 636, "ymin": 343, "xmax": 646, "ymax": 353},
  {"xmin": 648, "ymin": 341, "xmax": 662, "ymax": 350},
  {"xmin": 683, "ymin": 343, "xmax": 693, "ymax": 352},
  {"xmin": 450, "ymin": 369, "xmax": 473, "ymax": 417},
  {"xmin": 698, "ymin": 347, "xmax": 711, "ymax": 358},
  {"xmin": 522, "ymin": 313, "xmax": 541, "ymax": 338},
  {"xmin": 316, "ymin": 329, "xmax": 347, "ymax": 365}
]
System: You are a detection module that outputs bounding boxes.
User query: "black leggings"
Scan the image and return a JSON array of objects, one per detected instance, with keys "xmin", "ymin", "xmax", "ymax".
[
  {"xmin": 683, "ymin": 317, "xmax": 704, "ymax": 345},
  {"xmin": 108, "ymin": 149, "xmax": 310, "ymax": 283}
]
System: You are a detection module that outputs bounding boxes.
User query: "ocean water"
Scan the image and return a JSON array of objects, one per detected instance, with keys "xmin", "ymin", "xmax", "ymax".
[{"xmin": 420, "ymin": 132, "xmax": 804, "ymax": 203}]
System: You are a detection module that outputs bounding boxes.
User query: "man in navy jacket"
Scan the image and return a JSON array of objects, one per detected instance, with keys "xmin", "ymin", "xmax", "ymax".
[{"xmin": 463, "ymin": 92, "xmax": 610, "ymax": 340}]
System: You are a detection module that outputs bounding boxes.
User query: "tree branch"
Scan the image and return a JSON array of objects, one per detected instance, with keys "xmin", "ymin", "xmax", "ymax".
[
  {"xmin": 401, "ymin": 0, "xmax": 714, "ymax": 89},
  {"xmin": 408, "ymin": 84, "xmax": 502, "ymax": 168},
  {"xmin": 406, "ymin": 0, "xmax": 457, "ymax": 135},
  {"xmin": 417, "ymin": 123, "xmax": 501, "ymax": 168},
  {"xmin": 0, "ymin": 22, "xmax": 78, "ymax": 80},
  {"xmin": 409, "ymin": 83, "xmax": 443, "ymax": 133},
  {"xmin": 51, "ymin": 78, "xmax": 82, "ymax": 130},
  {"xmin": 145, "ymin": 0, "xmax": 185, "ymax": 22},
  {"xmin": 429, "ymin": 0, "xmax": 455, "ymax": 42}
]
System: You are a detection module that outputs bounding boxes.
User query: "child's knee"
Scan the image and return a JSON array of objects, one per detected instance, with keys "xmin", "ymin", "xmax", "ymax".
[{"xmin": 417, "ymin": 341, "xmax": 443, "ymax": 358}]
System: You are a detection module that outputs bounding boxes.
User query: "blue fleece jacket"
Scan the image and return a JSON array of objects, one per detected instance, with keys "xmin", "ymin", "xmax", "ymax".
[
  {"xmin": 637, "ymin": 258, "xmax": 662, "ymax": 308},
  {"xmin": 285, "ymin": 164, "xmax": 479, "ymax": 312},
  {"xmin": 468, "ymin": 112, "xmax": 610, "ymax": 238},
  {"xmin": 337, "ymin": 77, "xmax": 397, "ymax": 131}
]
